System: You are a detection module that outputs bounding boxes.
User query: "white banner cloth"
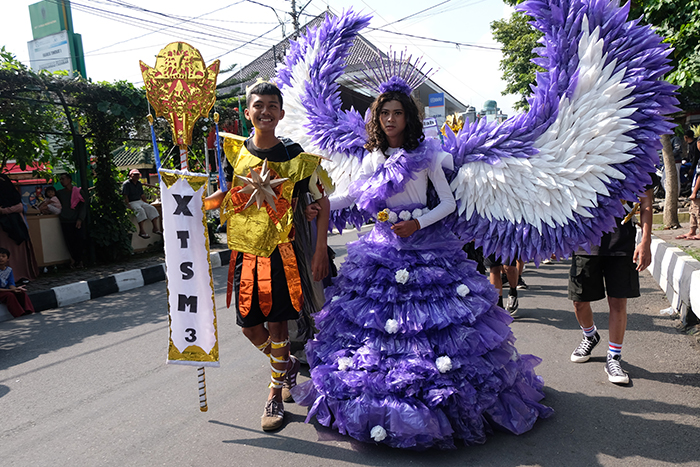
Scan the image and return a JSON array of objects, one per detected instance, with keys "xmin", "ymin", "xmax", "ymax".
[{"xmin": 160, "ymin": 169, "xmax": 219, "ymax": 367}]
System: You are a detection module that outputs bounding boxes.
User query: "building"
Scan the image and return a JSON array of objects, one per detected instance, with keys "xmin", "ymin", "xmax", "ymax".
[
  {"xmin": 476, "ymin": 100, "xmax": 508, "ymax": 123},
  {"xmin": 218, "ymin": 11, "xmax": 467, "ymax": 120}
]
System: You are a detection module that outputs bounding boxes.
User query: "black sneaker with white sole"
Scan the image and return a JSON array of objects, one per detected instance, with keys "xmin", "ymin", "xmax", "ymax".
[
  {"xmin": 605, "ymin": 354, "xmax": 630, "ymax": 384},
  {"xmin": 517, "ymin": 276, "xmax": 528, "ymax": 290},
  {"xmin": 506, "ymin": 295, "xmax": 519, "ymax": 316},
  {"xmin": 570, "ymin": 332, "xmax": 600, "ymax": 362}
]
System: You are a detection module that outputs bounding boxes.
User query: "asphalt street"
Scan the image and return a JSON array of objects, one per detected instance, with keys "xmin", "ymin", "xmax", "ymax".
[{"xmin": 1, "ymin": 228, "xmax": 700, "ymax": 467}]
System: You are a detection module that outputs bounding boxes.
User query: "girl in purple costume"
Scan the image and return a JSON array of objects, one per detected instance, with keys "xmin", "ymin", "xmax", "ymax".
[{"xmin": 291, "ymin": 90, "xmax": 553, "ymax": 450}]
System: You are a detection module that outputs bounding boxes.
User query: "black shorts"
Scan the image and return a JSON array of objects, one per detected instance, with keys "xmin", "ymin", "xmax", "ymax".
[
  {"xmin": 483, "ymin": 253, "xmax": 517, "ymax": 269},
  {"xmin": 232, "ymin": 247, "xmax": 300, "ymax": 328},
  {"xmin": 568, "ymin": 254, "xmax": 640, "ymax": 302}
]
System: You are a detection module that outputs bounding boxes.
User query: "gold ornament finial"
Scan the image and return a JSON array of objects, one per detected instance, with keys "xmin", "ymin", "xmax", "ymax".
[
  {"xmin": 214, "ymin": 112, "xmax": 220, "ymax": 124},
  {"xmin": 140, "ymin": 42, "xmax": 220, "ymax": 147}
]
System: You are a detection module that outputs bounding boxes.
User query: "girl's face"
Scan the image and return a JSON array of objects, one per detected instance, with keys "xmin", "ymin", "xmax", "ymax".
[{"xmin": 379, "ymin": 100, "xmax": 406, "ymax": 147}]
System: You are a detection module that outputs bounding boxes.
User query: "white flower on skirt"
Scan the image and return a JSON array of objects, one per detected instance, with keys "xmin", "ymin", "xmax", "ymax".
[
  {"xmin": 395, "ymin": 268, "xmax": 409, "ymax": 284},
  {"xmin": 337, "ymin": 357, "xmax": 353, "ymax": 371},
  {"xmin": 422, "ymin": 207, "xmax": 430, "ymax": 216},
  {"xmin": 385, "ymin": 319, "xmax": 399, "ymax": 334},
  {"xmin": 456, "ymin": 284, "xmax": 470, "ymax": 297},
  {"xmin": 436, "ymin": 356, "xmax": 453, "ymax": 373},
  {"xmin": 388, "ymin": 210, "xmax": 398, "ymax": 223},
  {"xmin": 370, "ymin": 425, "xmax": 387, "ymax": 442},
  {"xmin": 399, "ymin": 210, "xmax": 412, "ymax": 221},
  {"xmin": 412, "ymin": 208, "xmax": 423, "ymax": 219},
  {"xmin": 331, "ymin": 295, "xmax": 340, "ymax": 302}
]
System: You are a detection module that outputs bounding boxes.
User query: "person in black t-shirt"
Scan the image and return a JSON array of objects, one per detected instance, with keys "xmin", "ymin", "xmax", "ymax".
[
  {"xmin": 122, "ymin": 169, "xmax": 162, "ymax": 239},
  {"xmin": 568, "ymin": 175, "xmax": 656, "ymax": 385}
]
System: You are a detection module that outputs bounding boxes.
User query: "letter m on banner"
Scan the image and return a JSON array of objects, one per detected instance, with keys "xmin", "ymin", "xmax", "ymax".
[{"xmin": 160, "ymin": 169, "xmax": 219, "ymax": 367}]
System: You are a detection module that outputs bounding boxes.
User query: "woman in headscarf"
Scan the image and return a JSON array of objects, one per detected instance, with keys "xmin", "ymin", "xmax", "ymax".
[{"xmin": 0, "ymin": 174, "xmax": 38, "ymax": 282}]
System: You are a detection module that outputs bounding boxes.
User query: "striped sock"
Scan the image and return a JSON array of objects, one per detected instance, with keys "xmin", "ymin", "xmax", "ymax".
[
  {"xmin": 608, "ymin": 342, "xmax": 622, "ymax": 358},
  {"xmin": 581, "ymin": 324, "xmax": 597, "ymax": 338}
]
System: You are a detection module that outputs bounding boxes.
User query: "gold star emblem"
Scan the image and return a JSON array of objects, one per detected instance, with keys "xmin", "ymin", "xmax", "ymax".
[{"xmin": 236, "ymin": 159, "xmax": 288, "ymax": 211}]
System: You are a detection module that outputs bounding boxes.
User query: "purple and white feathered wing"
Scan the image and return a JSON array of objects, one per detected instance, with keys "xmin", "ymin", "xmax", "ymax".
[
  {"xmin": 445, "ymin": 0, "xmax": 678, "ymax": 263},
  {"xmin": 274, "ymin": 11, "xmax": 372, "ymax": 231}
]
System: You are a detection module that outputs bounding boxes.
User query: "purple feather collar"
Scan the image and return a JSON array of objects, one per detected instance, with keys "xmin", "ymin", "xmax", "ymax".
[{"xmin": 351, "ymin": 139, "xmax": 440, "ymax": 214}]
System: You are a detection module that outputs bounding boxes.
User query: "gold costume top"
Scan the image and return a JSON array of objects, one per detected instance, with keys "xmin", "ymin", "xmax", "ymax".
[{"xmin": 219, "ymin": 135, "xmax": 321, "ymax": 257}]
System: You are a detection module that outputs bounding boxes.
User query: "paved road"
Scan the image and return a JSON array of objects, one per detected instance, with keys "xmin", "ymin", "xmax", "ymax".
[{"xmin": 2, "ymin": 229, "xmax": 699, "ymax": 466}]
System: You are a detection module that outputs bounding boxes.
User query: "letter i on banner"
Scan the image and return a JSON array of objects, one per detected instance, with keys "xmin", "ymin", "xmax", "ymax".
[{"xmin": 160, "ymin": 169, "xmax": 219, "ymax": 368}]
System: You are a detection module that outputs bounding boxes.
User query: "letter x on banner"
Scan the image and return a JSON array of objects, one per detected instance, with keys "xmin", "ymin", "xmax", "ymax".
[{"xmin": 160, "ymin": 169, "xmax": 219, "ymax": 367}]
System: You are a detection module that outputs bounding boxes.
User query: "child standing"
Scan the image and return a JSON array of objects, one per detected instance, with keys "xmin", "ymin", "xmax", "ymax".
[{"xmin": 0, "ymin": 247, "xmax": 35, "ymax": 318}]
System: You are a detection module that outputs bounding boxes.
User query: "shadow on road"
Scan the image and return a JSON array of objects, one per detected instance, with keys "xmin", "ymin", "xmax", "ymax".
[{"xmin": 209, "ymin": 383, "xmax": 700, "ymax": 466}]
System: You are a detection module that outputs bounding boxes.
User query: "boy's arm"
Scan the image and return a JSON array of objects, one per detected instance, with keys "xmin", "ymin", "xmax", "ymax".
[
  {"xmin": 204, "ymin": 182, "xmax": 231, "ymax": 211},
  {"xmin": 311, "ymin": 196, "xmax": 330, "ymax": 282},
  {"xmin": 633, "ymin": 187, "xmax": 654, "ymax": 272}
]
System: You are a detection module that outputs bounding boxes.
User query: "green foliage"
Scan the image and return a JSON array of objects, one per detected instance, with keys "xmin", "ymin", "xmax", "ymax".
[
  {"xmin": 491, "ymin": 11, "xmax": 543, "ymax": 111},
  {"xmin": 0, "ymin": 47, "xmax": 70, "ymax": 173},
  {"xmin": 77, "ymin": 80, "xmax": 148, "ymax": 261},
  {"xmin": 631, "ymin": 0, "xmax": 700, "ymax": 108}
]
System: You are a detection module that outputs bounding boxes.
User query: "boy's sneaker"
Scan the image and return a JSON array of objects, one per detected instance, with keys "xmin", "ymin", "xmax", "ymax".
[
  {"xmin": 261, "ymin": 399, "xmax": 285, "ymax": 431},
  {"xmin": 281, "ymin": 355, "xmax": 301, "ymax": 403},
  {"xmin": 517, "ymin": 276, "xmax": 528, "ymax": 290},
  {"xmin": 570, "ymin": 332, "xmax": 600, "ymax": 362},
  {"xmin": 506, "ymin": 295, "xmax": 519, "ymax": 315},
  {"xmin": 605, "ymin": 354, "xmax": 630, "ymax": 384}
]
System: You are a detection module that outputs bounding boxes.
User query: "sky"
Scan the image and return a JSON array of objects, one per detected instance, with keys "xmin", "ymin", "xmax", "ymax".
[{"xmin": 2, "ymin": 0, "xmax": 519, "ymax": 116}]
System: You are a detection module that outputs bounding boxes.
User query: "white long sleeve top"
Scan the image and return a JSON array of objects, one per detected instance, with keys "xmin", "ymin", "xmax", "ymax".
[{"xmin": 329, "ymin": 146, "xmax": 456, "ymax": 229}]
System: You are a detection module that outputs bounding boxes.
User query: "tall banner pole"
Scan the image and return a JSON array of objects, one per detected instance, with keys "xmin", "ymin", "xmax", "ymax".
[{"xmin": 140, "ymin": 42, "xmax": 220, "ymax": 412}]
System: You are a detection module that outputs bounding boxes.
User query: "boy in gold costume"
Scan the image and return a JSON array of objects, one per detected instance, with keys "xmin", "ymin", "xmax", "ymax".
[{"xmin": 205, "ymin": 82, "xmax": 330, "ymax": 431}]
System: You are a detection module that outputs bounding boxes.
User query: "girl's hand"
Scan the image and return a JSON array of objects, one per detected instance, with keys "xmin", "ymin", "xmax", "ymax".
[{"xmin": 391, "ymin": 219, "xmax": 420, "ymax": 238}]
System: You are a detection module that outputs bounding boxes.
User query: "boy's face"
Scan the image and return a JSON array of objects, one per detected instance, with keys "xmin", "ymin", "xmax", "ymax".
[
  {"xmin": 244, "ymin": 94, "xmax": 284, "ymax": 133},
  {"xmin": 0, "ymin": 253, "xmax": 8, "ymax": 268}
]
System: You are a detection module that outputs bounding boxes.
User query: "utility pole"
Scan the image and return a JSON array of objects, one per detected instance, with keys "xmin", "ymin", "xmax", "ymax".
[
  {"xmin": 289, "ymin": 0, "xmax": 300, "ymax": 38},
  {"xmin": 288, "ymin": 0, "xmax": 311, "ymax": 38}
]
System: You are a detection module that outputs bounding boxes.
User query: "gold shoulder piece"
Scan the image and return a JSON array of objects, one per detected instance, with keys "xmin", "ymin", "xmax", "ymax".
[{"xmin": 223, "ymin": 135, "xmax": 248, "ymax": 167}]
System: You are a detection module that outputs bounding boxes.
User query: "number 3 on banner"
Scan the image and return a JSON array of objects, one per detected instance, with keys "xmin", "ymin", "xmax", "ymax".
[{"xmin": 185, "ymin": 328, "xmax": 197, "ymax": 343}]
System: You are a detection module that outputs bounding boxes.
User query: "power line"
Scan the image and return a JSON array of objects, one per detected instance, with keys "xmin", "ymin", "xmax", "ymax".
[
  {"xmin": 368, "ymin": 27, "xmax": 500, "ymax": 51},
  {"xmin": 42, "ymin": 0, "xmax": 282, "ymax": 54},
  {"xmin": 378, "ymin": 0, "xmax": 453, "ymax": 29}
]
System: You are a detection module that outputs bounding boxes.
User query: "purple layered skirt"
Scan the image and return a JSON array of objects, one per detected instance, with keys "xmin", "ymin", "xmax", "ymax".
[{"xmin": 291, "ymin": 215, "xmax": 553, "ymax": 450}]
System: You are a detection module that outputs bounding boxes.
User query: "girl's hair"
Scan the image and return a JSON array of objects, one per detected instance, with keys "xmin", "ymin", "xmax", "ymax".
[
  {"xmin": 45, "ymin": 186, "xmax": 56, "ymax": 196},
  {"xmin": 365, "ymin": 91, "xmax": 424, "ymax": 152}
]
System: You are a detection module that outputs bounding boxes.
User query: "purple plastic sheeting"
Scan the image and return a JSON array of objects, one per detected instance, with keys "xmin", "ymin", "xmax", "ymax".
[
  {"xmin": 276, "ymin": 10, "xmax": 370, "ymax": 162},
  {"xmin": 351, "ymin": 139, "xmax": 440, "ymax": 215},
  {"xmin": 292, "ymin": 218, "xmax": 553, "ymax": 450},
  {"xmin": 444, "ymin": 0, "xmax": 678, "ymax": 262}
]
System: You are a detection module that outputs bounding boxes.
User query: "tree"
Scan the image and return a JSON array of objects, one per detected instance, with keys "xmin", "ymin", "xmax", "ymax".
[
  {"xmin": 491, "ymin": 4, "xmax": 543, "ymax": 112},
  {"xmin": 630, "ymin": 0, "xmax": 700, "ymax": 229},
  {"xmin": 0, "ymin": 55, "xmax": 150, "ymax": 262},
  {"xmin": 0, "ymin": 47, "xmax": 70, "ymax": 174}
]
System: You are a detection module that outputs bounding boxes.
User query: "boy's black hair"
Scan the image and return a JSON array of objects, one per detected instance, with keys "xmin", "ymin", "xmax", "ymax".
[
  {"xmin": 685, "ymin": 129, "xmax": 695, "ymax": 139},
  {"xmin": 0, "ymin": 247, "xmax": 10, "ymax": 257},
  {"xmin": 60, "ymin": 173, "xmax": 72, "ymax": 181},
  {"xmin": 246, "ymin": 81, "xmax": 283, "ymax": 109}
]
